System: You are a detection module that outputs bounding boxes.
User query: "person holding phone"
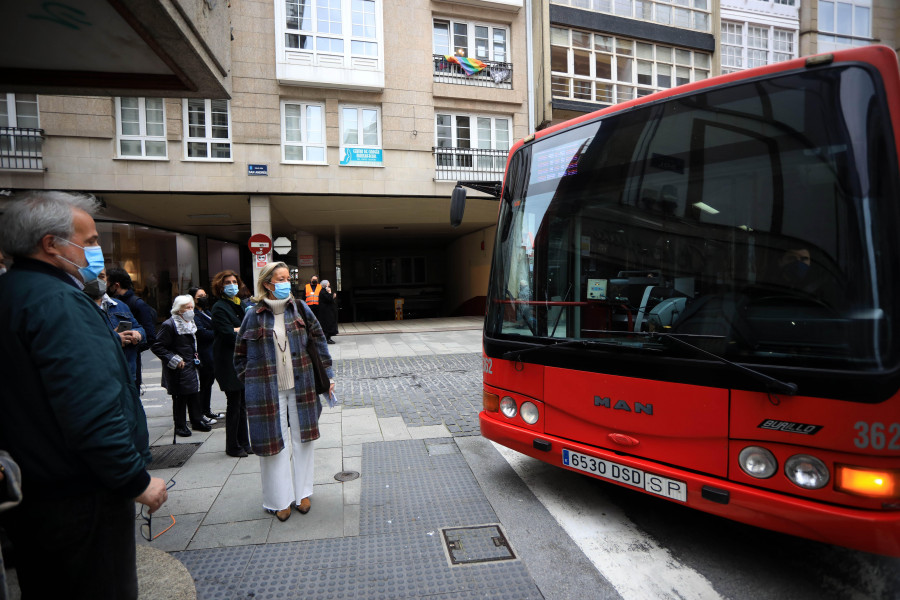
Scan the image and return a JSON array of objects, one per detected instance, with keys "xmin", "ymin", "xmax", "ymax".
[
  {"xmin": 151, "ymin": 295, "xmax": 209, "ymax": 437},
  {"xmin": 83, "ymin": 268, "xmax": 145, "ymax": 385}
]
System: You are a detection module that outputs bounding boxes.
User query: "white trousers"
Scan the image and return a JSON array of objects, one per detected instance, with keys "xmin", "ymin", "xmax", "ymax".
[{"xmin": 259, "ymin": 389, "xmax": 315, "ymax": 512}]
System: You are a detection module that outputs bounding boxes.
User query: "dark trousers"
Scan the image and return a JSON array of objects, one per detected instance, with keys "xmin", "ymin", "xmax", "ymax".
[
  {"xmin": 3, "ymin": 491, "xmax": 137, "ymax": 599},
  {"xmin": 225, "ymin": 389, "xmax": 250, "ymax": 452},
  {"xmin": 172, "ymin": 392, "xmax": 204, "ymax": 428},
  {"xmin": 199, "ymin": 367, "xmax": 215, "ymax": 416}
]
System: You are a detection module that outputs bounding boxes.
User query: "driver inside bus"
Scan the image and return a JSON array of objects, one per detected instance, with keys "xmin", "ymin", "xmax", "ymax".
[{"xmin": 778, "ymin": 248, "xmax": 812, "ymax": 287}]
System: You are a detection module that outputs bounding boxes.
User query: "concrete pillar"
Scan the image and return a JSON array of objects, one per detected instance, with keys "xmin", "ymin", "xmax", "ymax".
[
  {"xmin": 249, "ymin": 195, "xmax": 272, "ymax": 291},
  {"xmin": 297, "ymin": 231, "xmax": 317, "ymax": 283}
]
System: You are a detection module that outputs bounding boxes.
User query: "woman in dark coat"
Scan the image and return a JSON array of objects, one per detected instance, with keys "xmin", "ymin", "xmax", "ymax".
[
  {"xmin": 190, "ymin": 286, "xmax": 221, "ymax": 423},
  {"xmin": 151, "ymin": 294, "xmax": 210, "ymax": 437},
  {"xmin": 317, "ymin": 279, "xmax": 338, "ymax": 344},
  {"xmin": 210, "ymin": 270, "xmax": 252, "ymax": 457}
]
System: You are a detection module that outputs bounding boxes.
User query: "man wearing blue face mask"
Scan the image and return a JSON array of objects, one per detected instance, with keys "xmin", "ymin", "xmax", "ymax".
[{"xmin": 0, "ymin": 191, "xmax": 168, "ymax": 599}]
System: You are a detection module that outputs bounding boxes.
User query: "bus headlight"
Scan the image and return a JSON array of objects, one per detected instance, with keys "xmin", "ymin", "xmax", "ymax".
[
  {"xmin": 520, "ymin": 402, "xmax": 539, "ymax": 424},
  {"xmin": 738, "ymin": 446, "xmax": 777, "ymax": 479},
  {"xmin": 785, "ymin": 454, "xmax": 830, "ymax": 489},
  {"xmin": 500, "ymin": 396, "xmax": 517, "ymax": 418}
]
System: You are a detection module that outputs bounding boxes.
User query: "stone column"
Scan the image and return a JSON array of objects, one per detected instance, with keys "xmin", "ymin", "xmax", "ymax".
[{"xmin": 249, "ymin": 195, "xmax": 272, "ymax": 289}]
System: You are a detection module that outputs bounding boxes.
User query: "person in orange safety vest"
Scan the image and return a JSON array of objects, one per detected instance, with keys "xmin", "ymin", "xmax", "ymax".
[{"xmin": 305, "ymin": 275, "xmax": 322, "ymax": 319}]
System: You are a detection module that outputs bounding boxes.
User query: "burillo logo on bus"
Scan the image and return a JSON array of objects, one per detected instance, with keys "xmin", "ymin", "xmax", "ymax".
[{"xmin": 466, "ymin": 45, "xmax": 900, "ymax": 557}]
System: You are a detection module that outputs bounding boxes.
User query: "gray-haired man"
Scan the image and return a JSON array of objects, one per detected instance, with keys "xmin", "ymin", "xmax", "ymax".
[{"xmin": 0, "ymin": 191, "xmax": 167, "ymax": 599}]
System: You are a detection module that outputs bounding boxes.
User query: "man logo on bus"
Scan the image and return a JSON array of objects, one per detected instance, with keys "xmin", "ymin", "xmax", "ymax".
[{"xmin": 594, "ymin": 396, "xmax": 653, "ymax": 415}]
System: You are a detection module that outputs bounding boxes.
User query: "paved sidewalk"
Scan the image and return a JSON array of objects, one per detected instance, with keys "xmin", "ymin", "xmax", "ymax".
[{"xmin": 133, "ymin": 316, "xmax": 506, "ymax": 599}]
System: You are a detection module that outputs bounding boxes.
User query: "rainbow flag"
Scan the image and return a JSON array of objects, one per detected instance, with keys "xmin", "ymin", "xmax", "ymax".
[{"xmin": 444, "ymin": 55, "xmax": 486, "ymax": 77}]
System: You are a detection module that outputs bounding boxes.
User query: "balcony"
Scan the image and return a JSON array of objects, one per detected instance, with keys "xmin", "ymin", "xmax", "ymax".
[
  {"xmin": 434, "ymin": 147, "xmax": 508, "ymax": 181},
  {"xmin": 433, "ymin": 55, "xmax": 513, "ymax": 89},
  {"xmin": 0, "ymin": 128, "xmax": 44, "ymax": 171}
]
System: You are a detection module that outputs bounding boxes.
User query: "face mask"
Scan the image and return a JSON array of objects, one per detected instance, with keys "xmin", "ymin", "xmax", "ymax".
[
  {"xmin": 196, "ymin": 296, "xmax": 209, "ymax": 310},
  {"xmin": 56, "ymin": 238, "xmax": 105, "ymax": 282},
  {"xmin": 83, "ymin": 277, "xmax": 107, "ymax": 299},
  {"xmin": 311, "ymin": 279, "xmax": 318, "ymax": 286},
  {"xmin": 271, "ymin": 281, "xmax": 291, "ymax": 300},
  {"xmin": 781, "ymin": 260, "xmax": 810, "ymax": 284},
  {"xmin": 181, "ymin": 309, "xmax": 195, "ymax": 321},
  {"xmin": 0, "ymin": 266, "xmax": 6, "ymax": 276},
  {"xmin": 224, "ymin": 283, "xmax": 239, "ymax": 298}
]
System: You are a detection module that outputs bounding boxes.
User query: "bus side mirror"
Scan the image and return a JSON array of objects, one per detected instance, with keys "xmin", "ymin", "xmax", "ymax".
[{"xmin": 450, "ymin": 185, "xmax": 466, "ymax": 227}]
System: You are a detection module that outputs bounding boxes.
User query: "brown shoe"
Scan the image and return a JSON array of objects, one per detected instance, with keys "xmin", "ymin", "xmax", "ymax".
[
  {"xmin": 267, "ymin": 507, "xmax": 292, "ymax": 522},
  {"xmin": 296, "ymin": 497, "xmax": 311, "ymax": 514}
]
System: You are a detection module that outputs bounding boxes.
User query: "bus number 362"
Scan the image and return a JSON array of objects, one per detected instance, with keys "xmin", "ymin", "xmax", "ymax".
[{"xmin": 853, "ymin": 421, "xmax": 900, "ymax": 450}]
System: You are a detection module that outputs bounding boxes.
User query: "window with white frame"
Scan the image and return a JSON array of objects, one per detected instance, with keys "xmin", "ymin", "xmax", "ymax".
[
  {"xmin": 116, "ymin": 97, "xmax": 167, "ymax": 159},
  {"xmin": 282, "ymin": 101, "xmax": 326, "ymax": 163},
  {"xmin": 818, "ymin": 0, "xmax": 872, "ymax": 51},
  {"xmin": 722, "ymin": 22, "xmax": 743, "ymax": 73},
  {"xmin": 720, "ymin": 22, "xmax": 797, "ymax": 74},
  {"xmin": 339, "ymin": 105, "xmax": 382, "ymax": 166},
  {"xmin": 549, "ymin": 0, "xmax": 710, "ymax": 33},
  {"xmin": 435, "ymin": 113, "xmax": 510, "ymax": 175},
  {"xmin": 0, "ymin": 93, "xmax": 42, "ymax": 168},
  {"xmin": 550, "ymin": 27, "xmax": 710, "ymax": 106},
  {"xmin": 283, "ymin": 0, "xmax": 379, "ymax": 57},
  {"xmin": 183, "ymin": 99, "xmax": 231, "ymax": 160},
  {"xmin": 747, "ymin": 26, "xmax": 768, "ymax": 69},
  {"xmin": 433, "ymin": 19, "xmax": 508, "ymax": 63}
]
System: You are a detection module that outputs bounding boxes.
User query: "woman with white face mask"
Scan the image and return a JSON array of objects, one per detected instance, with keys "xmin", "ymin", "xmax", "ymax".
[
  {"xmin": 234, "ymin": 262, "xmax": 335, "ymax": 522},
  {"xmin": 151, "ymin": 295, "xmax": 210, "ymax": 438}
]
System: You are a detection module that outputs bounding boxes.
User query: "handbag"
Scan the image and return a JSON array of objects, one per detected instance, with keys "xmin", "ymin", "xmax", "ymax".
[{"xmin": 306, "ymin": 336, "xmax": 330, "ymax": 395}]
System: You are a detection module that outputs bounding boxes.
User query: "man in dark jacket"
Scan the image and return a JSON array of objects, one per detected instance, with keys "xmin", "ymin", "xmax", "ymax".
[
  {"xmin": 0, "ymin": 191, "xmax": 168, "ymax": 599},
  {"xmin": 107, "ymin": 266, "xmax": 157, "ymax": 387}
]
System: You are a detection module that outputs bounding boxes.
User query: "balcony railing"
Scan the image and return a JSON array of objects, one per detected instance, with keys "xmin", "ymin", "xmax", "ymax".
[
  {"xmin": 1, "ymin": 128, "xmax": 45, "ymax": 170},
  {"xmin": 433, "ymin": 55, "xmax": 513, "ymax": 89},
  {"xmin": 434, "ymin": 147, "xmax": 508, "ymax": 181}
]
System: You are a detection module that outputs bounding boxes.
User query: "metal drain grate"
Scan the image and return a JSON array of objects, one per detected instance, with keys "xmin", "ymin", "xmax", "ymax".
[
  {"xmin": 334, "ymin": 471, "xmax": 360, "ymax": 482},
  {"xmin": 147, "ymin": 443, "xmax": 202, "ymax": 469},
  {"xmin": 441, "ymin": 525, "xmax": 516, "ymax": 566}
]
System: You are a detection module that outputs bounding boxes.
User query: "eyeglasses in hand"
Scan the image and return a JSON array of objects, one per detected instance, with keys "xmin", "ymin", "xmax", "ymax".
[{"xmin": 140, "ymin": 478, "xmax": 177, "ymax": 542}]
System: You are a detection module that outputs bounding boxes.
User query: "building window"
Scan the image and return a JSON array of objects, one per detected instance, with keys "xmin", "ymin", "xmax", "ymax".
[
  {"xmin": 0, "ymin": 93, "xmax": 43, "ymax": 170},
  {"xmin": 434, "ymin": 113, "xmax": 510, "ymax": 180},
  {"xmin": 722, "ymin": 22, "xmax": 743, "ymax": 72},
  {"xmin": 721, "ymin": 22, "xmax": 797, "ymax": 74},
  {"xmin": 550, "ymin": 27, "xmax": 710, "ymax": 106},
  {"xmin": 281, "ymin": 101, "xmax": 326, "ymax": 163},
  {"xmin": 339, "ymin": 105, "xmax": 382, "ymax": 166},
  {"xmin": 433, "ymin": 19, "xmax": 508, "ymax": 63},
  {"xmin": 548, "ymin": 0, "xmax": 710, "ymax": 33},
  {"xmin": 283, "ymin": 0, "xmax": 379, "ymax": 57},
  {"xmin": 116, "ymin": 98, "xmax": 167, "ymax": 159},
  {"xmin": 818, "ymin": 0, "xmax": 871, "ymax": 51},
  {"xmin": 183, "ymin": 99, "xmax": 231, "ymax": 161}
]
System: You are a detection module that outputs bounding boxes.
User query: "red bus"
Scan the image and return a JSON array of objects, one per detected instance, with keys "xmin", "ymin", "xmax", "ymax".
[{"xmin": 471, "ymin": 45, "xmax": 900, "ymax": 556}]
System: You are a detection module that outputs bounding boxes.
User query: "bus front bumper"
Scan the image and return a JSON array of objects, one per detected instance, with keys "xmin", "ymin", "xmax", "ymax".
[{"xmin": 480, "ymin": 412, "xmax": 900, "ymax": 557}]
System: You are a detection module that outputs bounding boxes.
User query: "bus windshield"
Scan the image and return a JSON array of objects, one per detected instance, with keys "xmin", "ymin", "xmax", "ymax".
[{"xmin": 486, "ymin": 64, "xmax": 900, "ymax": 372}]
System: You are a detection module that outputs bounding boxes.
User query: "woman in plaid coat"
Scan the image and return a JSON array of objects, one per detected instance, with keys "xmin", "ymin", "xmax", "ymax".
[{"xmin": 234, "ymin": 262, "xmax": 335, "ymax": 522}]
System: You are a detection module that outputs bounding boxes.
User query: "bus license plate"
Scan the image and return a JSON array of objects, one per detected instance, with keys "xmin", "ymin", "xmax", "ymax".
[{"xmin": 562, "ymin": 449, "xmax": 687, "ymax": 503}]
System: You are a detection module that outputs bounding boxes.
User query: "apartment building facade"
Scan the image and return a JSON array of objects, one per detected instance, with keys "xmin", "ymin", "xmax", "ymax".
[
  {"xmin": 0, "ymin": 0, "xmax": 529, "ymax": 321},
  {"xmin": 799, "ymin": 0, "xmax": 899, "ymax": 57},
  {"xmin": 531, "ymin": 0, "xmax": 719, "ymax": 127}
]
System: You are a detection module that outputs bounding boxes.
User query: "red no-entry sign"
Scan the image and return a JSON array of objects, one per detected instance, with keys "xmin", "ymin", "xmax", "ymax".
[{"xmin": 248, "ymin": 234, "xmax": 272, "ymax": 256}]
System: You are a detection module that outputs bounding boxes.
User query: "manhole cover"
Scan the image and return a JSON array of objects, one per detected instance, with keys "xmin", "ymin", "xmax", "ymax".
[
  {"xmin": 441, "ymin": 525, "xmax": 516, "ymax": 566},
  {"xmin": 334, "ymin": 471, "xmax": 360, "ymax": 482},
  {"xmin": 148, "ymin": 443, "xmax": 202, "ymax": 469}
]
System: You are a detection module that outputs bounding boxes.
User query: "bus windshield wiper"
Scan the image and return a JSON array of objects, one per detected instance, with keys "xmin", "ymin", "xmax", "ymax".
[
  {"xmin": 648, "ymin": 331, "xmax": 798, "ymax": 396},
  {"xmin": 500, "ymin": 338, "xmax": 654, "ymax": 361}
]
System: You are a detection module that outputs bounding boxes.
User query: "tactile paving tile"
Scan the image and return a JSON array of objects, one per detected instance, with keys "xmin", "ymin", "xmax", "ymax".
[{"xmin": 174, "ymin": 437, "xmax": 544, "ymax": 600}]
